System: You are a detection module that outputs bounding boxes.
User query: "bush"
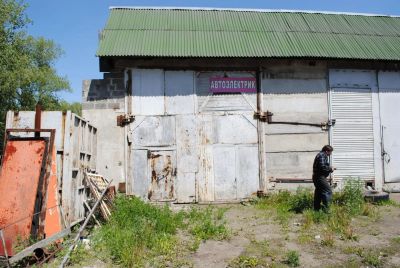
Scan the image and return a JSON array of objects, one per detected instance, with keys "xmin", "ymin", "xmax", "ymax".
[
  {"xmin": 288, "ymin": 188, "xmax": 314, "ymax": 213},
  {"xmin": 256, "ymin": 188, "xmax": 313, "ymax": 213},
  {"xmin": 333, "ymin": 179, "xmax": 364, "ymax": 215},
  {"xmin": 284, "ymin": 250, "xmax": 300, "ymax": 267}
]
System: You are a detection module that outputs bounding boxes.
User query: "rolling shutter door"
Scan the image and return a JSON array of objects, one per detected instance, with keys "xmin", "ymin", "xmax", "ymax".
[{"xmin": 330, "ymin": 87, "xmax": 375, "ymax": 180}]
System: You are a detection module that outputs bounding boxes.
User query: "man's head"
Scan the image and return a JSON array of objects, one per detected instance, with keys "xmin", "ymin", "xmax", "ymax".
[{"xmin": 322, "ymin": 145, "xmax": 333, "ymax": 156}]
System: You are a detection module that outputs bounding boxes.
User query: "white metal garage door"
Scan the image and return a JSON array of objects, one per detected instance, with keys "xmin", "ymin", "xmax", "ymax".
[{"xmin": 330, "ymin": 87, "xmax": 375, "ymax": 180}]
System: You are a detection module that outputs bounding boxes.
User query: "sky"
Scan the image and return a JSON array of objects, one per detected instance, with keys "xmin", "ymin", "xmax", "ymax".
[{"xmin": 25, "ymin": 0, "xmax": 400, "ymax": 103}]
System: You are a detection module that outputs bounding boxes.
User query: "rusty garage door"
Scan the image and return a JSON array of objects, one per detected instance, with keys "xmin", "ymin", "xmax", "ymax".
[{"xmin": 147, "ymin": 150, "xmax": 177, "ymax": 201}]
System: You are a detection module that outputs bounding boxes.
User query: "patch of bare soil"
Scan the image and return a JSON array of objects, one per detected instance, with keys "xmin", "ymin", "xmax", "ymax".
[{"xmin": 190, "ymin": 204, "xmax": 400, "ymax": 268}]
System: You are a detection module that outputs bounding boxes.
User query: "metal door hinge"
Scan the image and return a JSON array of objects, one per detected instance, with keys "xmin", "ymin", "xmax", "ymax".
[{"xmin": 117, "ymin": 114, "xmax": 134, "ymax": 127}]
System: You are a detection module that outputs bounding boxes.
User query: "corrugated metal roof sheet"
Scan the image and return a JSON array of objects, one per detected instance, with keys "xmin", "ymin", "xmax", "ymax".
[{"xmin": 97, "ymin": 8, "xmax": 400, "ymax": 60}]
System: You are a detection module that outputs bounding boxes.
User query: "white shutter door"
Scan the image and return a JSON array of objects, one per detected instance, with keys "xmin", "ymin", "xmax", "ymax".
[{"xmin": 330, "ymin": 87, "xmax": 375, "ymax": 180}]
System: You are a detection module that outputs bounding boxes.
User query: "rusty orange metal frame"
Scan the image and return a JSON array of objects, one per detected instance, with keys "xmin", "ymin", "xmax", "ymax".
[{"xmin": 0, "ymin": 129, "xmax": 57, "ymax": 256}]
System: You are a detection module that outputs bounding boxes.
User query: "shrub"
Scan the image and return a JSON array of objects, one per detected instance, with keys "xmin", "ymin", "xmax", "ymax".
[
  {"xmin": 288, "ymin": 188, "xmax": 314, "ymax": 213},
  {"xmin": 284, "ymin": 250, "xmax": 300, "ymax": 267},
  {"xmin": 333, "ymin": 179, "xmax": 364, "ymax": 215},
  {"xmin": 230, "ymin": 256, "xmax": 259, "ymax": 268}
]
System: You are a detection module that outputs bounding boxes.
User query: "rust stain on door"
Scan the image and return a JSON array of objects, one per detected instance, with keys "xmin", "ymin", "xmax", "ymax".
[
  {"xmin": 44, "ymin": 146, "xmax": 62, "ymax": 238},
  {"xmin": 0, "ymin": 140, "xmax": 46, "ymax": 256},
  {"xmin": 147, "ymin": 151, "xmax": 176, "ymax": 201}
]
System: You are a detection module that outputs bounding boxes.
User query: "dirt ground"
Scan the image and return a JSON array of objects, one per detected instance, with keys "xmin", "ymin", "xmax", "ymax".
[
  {"xmin": 190, "ymin": 200, "xmax": 400, "ymax": 268},
  {"xmin": 70, "ymin": 195, "xmax": 400, "ymax": 268}
]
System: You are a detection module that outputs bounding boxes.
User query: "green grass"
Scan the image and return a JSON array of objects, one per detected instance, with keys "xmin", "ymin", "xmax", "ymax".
[
  {"xmin": 186, "ymin": 206, "xmax": 230, "ymax": 241},
  {"xmin": 284, "ymin": 250, "xmax": 300, "ymax": 267},
  {"xmin": 255, "ymin": 188, "xmax": 313, "ymax": 228},
  {"xmin": 89, "ymin": 196, "xmax": 229, "ymax": 267},
  {"xmin": 229, "ymin": 255, "xmax": 260, "ymax": 268},
  {"xmin": 255, "ymin": 179, "xmax": 392, "ymax": 243}
]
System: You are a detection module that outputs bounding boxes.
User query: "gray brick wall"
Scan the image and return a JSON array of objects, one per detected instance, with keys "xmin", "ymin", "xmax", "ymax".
[{"xmin": 82, "ymin": 74, "xmax": 126, "ymax": 110}]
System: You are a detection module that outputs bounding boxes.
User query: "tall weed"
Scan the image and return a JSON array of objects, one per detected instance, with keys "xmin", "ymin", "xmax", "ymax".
[
  {"xmin": 94, "ymin": 196, "xmax": 183, "ymax": 267},
  {"xmin": 333, "ymin": 179, "xmax": 364, "ymax": 215},
  {"xmin": 187, "ymin": 206, "xmax": 229, "ymax": 241},
  {"xmin": 93, "ymin": 197, "xmax": 229, "ymax": 267}
]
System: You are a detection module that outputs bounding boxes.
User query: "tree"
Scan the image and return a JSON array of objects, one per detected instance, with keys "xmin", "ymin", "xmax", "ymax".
[
  {"xmin": 59, "ymin": 101, "xmax": 82, "ymax": 116},
  {"xmin": 0, "ymin": 0, "xmax": 71, "ymax": 153}
]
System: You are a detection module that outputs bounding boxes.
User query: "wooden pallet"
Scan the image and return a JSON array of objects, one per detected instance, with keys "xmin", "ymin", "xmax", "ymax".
[{"xmin": 84, "ymin": 172, "xmax": 114, "ymax": 220}]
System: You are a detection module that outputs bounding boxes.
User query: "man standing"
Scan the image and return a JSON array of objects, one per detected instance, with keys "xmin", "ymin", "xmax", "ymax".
[{"xmin": 313, "ymin": 145, "xmax": 335, "ymax": 211}]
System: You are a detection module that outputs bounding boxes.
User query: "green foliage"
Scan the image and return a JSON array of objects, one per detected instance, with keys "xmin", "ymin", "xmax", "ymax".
[
  {"xmin": 69, "ymin": 244, "xmax": 90, "ymax": 266},
  {"xmin": 94, "ymin": 197, "xmax": 229, "ymax": 267},
  {"xmin": 58, "ymin": 101, "xmax": 82, "ymax": 116},
  {"xmin": 347, "ymin": 248, "xmax": 382, "ymax": 267},
  {"xmin": 284, "ymin": 250, "xmax": 300, "ymax": 267},
  {"xmin": 321, "ymin": 231, "xmax": 335, "ymax": 247},
  {"xmin": 186, "ymin": 206, "xmax": 229, "ymax": 241},
  {"xmin": 302, "ymin": 209, "xmax": 327, "ymax": 226},
  {"xmin": 255, "ymin": 188, "xmax": 313, "ymax": 228},
  {"xmin": 94, "ymin": 196, "xmax": 183, "ymax": 267},
  {"xmin": 391, "ymin": 236, "xmax": 400, "ymax": 244},
  {"xmin": 230, "ymin": 255, "xmax": 260, "ymax": 268},
  {"xmin": 288, "ymin": 188, "xmax": 314, "ymax": 213},
  {"xmin": 333, "ymin": 179, "xmax": 364, "ymax": 215},
  {"xmin": 0, "ymin": 0, "xmax": 71, "ymax": 153},
  {"xmin": 256, "ymin": 188, "xmax": 313, "ymax": 214},
  {"xmin": 361, "ymin": 250, "xmax": 381, "ymax": 267}
]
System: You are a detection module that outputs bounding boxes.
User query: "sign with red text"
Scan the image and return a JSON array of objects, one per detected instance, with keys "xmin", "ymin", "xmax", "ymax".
[{"xmin": 209, "ymin": 77, "xmax": 257, "ymax": 93}]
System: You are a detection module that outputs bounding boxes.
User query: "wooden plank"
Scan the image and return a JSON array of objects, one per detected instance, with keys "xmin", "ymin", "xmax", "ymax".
[{"xmin": 59, "ymin": 180, "xmax": 112, "ymax": 268}]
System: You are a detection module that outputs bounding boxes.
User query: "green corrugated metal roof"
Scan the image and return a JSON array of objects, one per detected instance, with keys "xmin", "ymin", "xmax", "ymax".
[{"xmin": 97, "ymin": 8, "xmax": 400, "ymax": 60}]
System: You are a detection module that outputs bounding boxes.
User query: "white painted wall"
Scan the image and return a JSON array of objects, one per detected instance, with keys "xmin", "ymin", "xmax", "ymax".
[
  {"xmin": 378, "ymin": 71, "xmax": 400, "ymax": 190},
  {"xmin": 132, "ymin": 69, "xmax": 164, "ymax": 115},
  {"xmin": 262, "ymin": 63, "xmax": 329, "ymax": 182}
]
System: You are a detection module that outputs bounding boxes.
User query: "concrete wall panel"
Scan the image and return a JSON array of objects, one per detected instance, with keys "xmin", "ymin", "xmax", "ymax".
[
  {"xmin": 132, "ymin": 116, "xmax": 176, "ymax": 147},
  {"xmin": 165, "ymin": 71, "xmax": 195, "ymax": 115},
  {"xmin": 130, "ymin": 149, "xmax": 149, "ymax": 199},
  {"xmin": 132, "ymin": 69, "xmax": 164, "ymax": 115},
  {"xmin": 237, "ymin": 145, "xmax": 259, "ymax": 199},
  {"xmin": 82, "ymin": 109, "xmax": 125, "ymax": 184},
  {"xmin": 262, "ymin": 79, "xmax": 326, "ymax": 94},
  {"xmin": 6, "ymin": 111, "xmax": 65, "ymax": 150},
  {"xmin": 378, "ymin": 71, "xmax": 400, "ymax": 184},
  {"xmin": 263, "ymin": 93, "xmax": 328, "ymax": 115},
  {"xmin": 176, "ymin": 172, "xmax": 196, "ymax": 203},
  {"xmin": 213, "ymin": 145, "xmax": 236, "ymax": 200},
  {"xmin": 261, "ymin": 69, "xmax": 329, "ymax": 183},
  {"xmin": 213, "ymin": 114, "xmax": 258, "ymax": 144},
  {"xmin": 197, "ymin": 115, "xmax": 214, "ymax": 202},
  {"xmin": 378, "ymin": 71, "xmax": 400, "ymax": 89},
  {"xmin": 176, "ymin": 115, "xmax": 198, "ymax": 173},
  {"xmin": 329, "ymin": 69, "xmax": 376, "ymax": 88},
  {"xmin": 265, "ymin": 133, "xmax": 328, "ymax": 153},
  {"xmin": 266, "ymin": 152, "xmax": 316, "ymax": 180}
]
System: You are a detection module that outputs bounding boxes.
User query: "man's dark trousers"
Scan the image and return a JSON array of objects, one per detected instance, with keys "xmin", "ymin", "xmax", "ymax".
[{"xmin": 313, "ymin": 176, "xmax": 332, "ymax": 211}]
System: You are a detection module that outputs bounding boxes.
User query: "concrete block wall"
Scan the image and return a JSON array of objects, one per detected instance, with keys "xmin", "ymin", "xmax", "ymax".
[
  {"xmin": 82, "ymin": 73, "xmax": 126, "ymax": 184},
  {"xmin": 262, "ymin": 62, "xmax": 329, "ymax": 183}
]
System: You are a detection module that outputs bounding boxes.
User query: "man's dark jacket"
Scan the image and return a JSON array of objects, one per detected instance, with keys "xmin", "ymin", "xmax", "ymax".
[{"xmin": 313, "ymin": 151, "xmax": 333, "ymax": 178}]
